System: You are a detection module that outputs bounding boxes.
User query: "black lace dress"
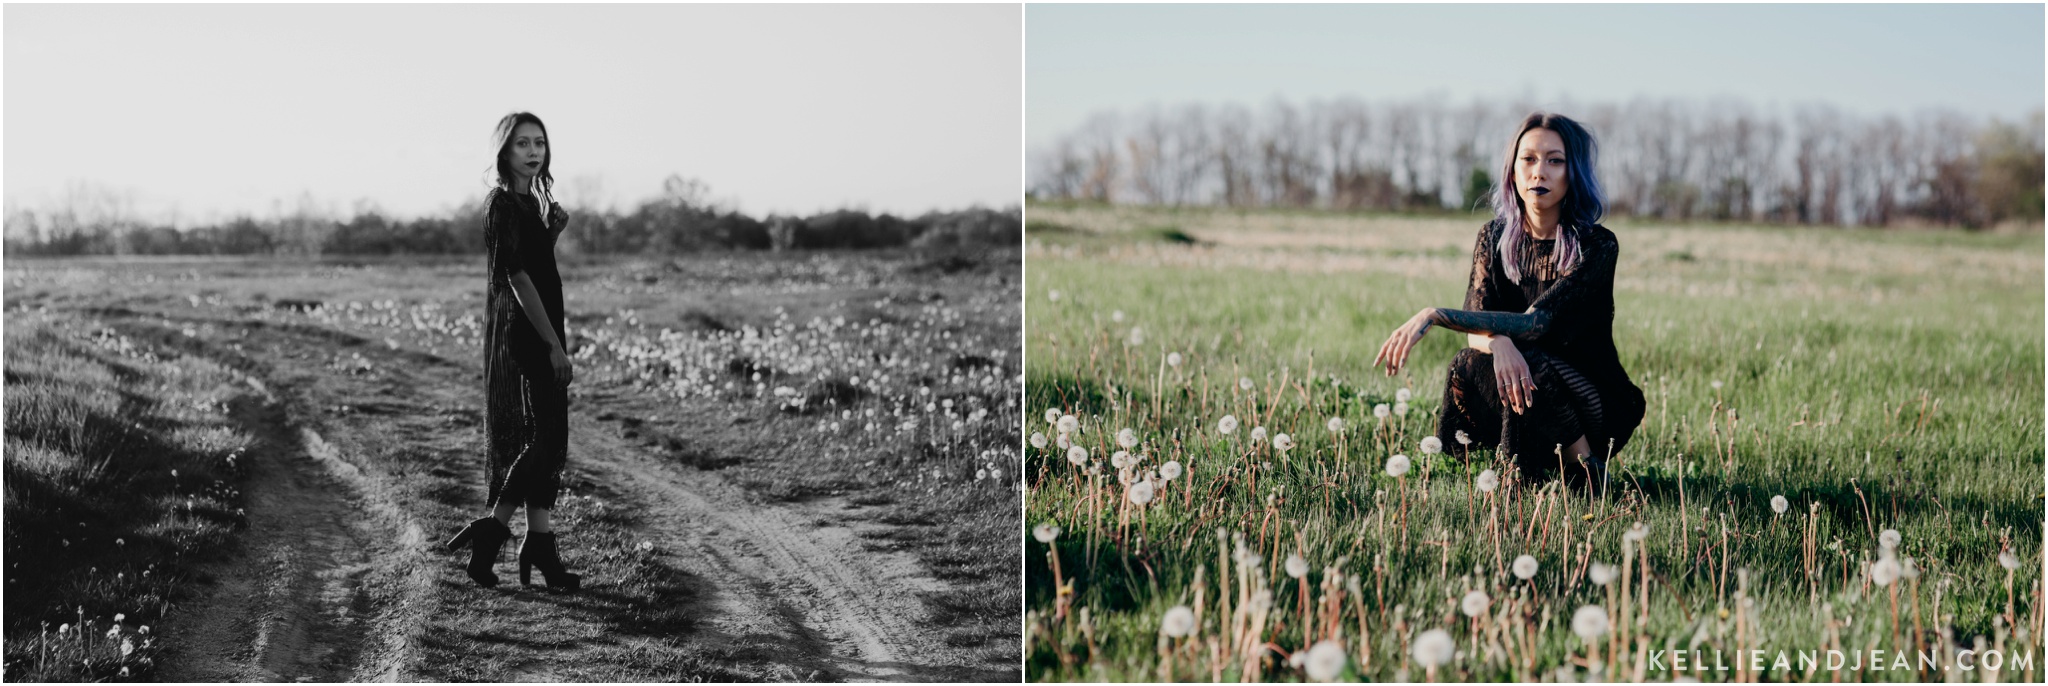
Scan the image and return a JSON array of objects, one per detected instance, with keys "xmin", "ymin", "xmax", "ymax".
[
  {"xmin": 1428, "ymin": 219, "xmax": 1647, "ymax": 474},
  {"xmin": 482, "ymin": 188, "xmax": 569, "ymax": 509}
]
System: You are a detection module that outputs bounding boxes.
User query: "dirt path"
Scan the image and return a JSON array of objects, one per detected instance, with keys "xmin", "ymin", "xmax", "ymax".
[{"xmin": 129, "ymin": 308, "xmax": 1010, "ymax": 682}]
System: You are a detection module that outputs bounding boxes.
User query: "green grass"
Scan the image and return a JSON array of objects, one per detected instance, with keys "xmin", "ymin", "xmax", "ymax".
[
  {"xmin": 1022, "ymin": 205, "xmax": 2042, "ymax": 682},
  {"xmin": 3, "ymin": 310, "xmax": 257, "ymax": 681}
]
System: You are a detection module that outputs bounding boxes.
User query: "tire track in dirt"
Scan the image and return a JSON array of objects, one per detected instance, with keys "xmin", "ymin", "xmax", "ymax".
[{"xmin": 140, "ymin": 307, "xmax": 1006, "ymax": 681}]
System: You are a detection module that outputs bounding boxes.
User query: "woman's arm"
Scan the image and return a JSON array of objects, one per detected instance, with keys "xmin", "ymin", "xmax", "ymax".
[
  {"xmin": 1426, "ymin": 227, "xmax": 1618, "ymax": 345},
  {"xmin": 507, "ymin": 271, "xmax": 562, "ymax": 353},
  {"xmin": 1467, "ymin": 332, "xmax": 1494, "ymax": 353}
]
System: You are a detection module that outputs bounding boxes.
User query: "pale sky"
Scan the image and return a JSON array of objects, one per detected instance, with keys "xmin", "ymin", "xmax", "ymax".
[
  {"xmin": 1028, "ymin": 3, "xmax": 2046, "ymax": 152},
  {"xmin": 6, "ymin": 4, "xmax": 1021, "ymax": 225}
]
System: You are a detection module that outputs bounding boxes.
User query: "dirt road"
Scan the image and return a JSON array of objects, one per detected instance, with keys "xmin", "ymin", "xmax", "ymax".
[{"xmin": 119, "ymin": 306, "xmax": 1015, "ymax": 682}]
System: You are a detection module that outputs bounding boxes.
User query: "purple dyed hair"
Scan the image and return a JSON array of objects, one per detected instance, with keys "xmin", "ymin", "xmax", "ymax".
[{"xmin": 1489, "ymin": 112, "xmax": 1606, "ymax": 282}]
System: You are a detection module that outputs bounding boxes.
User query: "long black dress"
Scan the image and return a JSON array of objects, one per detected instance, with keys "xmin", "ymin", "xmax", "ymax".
[
  {"xmin": 1429, "ymin": 219, "xmax": 1646, "ymax": 475},
  {"xmin": 483, "ymin": 188, "xmax": 568, "ymax": 509}
]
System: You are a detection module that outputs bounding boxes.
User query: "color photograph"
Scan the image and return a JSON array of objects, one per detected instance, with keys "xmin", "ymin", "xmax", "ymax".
[{"xmin": 1023, "ymin": 4, "xmax": 2042, "ymax": 682}]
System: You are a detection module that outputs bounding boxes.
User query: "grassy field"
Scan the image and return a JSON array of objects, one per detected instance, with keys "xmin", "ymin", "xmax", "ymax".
[
  {"xmin": 5, "ymin": 248, "xmax": 1022, "ymax": 681},
  {"xmin": 1022, "ymin": 203, "xmax": 2042, "ymax": 682}
]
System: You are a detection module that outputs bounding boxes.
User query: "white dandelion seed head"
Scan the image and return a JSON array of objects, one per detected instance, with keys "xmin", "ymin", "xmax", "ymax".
[
  {"xmin": 1412, "ymin": 629, "xmax": 1456, "ymax": 668},
  {"xmin": 1393, "ymin": 400, "xmax": 1409, "ymax": 416},
  {"xmin": 1305, "ymin": 639, "xmax": 1347, "ymax": 682},
  {"xmin": 1396, "ymin": 388, "xmax": 1413, "ymax": 403},
  {"xmin": 1272, "ymin": 433, "xmax": 1295, "ymax": 453},
  {"xmin": 1711, "ymin": 380, "xmax": 1724, "ymax": 389},
  {"xmin": 1160, "ymin": 461, "xmax": 1183, "ymax": 481},
  {"xmin": 1218, "ymin": 414, "xmax": 1239, "ymax": 435},
  {"xmin": 1572, "ymin": 605, "xmax": 1611, "ymax": 639},
  {"xmin": 1111, "ymin": 309, "xmax": 1125, "ymax": 322},
  {"xmin": 1455, "ymin": 429, "xmax": 1472, "ymax": 445},
  {"xmin": 1461, "ymin": 590, "xmax": 1491, "ymax": 618},
  {"xmin": 1513, "ymin": 555, "xmax": 1540, "ymax": 580},
  {"xmin": 1048, "ymin": 289, "xmax": 1061, "ymax": 302},
  {"xmin": 1870, "ymin": 557, "xmax": 1901, "ymax": 586},
  {"xmin": 1111, "ymin": 450, "xmax": 1132, "ymax": 470},
  {"xmin": 1167, "ymin": 351, "xmax": 1183, "ymax": 367},
  {"xmin": 1127, "ymin": 480, "xmax": 1154, "ymax": 505},
  {"xmin": 1475, "ymin": 469, "xmax": 1499, "ymax": 494},
  {"xmin": 1419, "ymin": 436, "xmax": 1443, "ymax": 455},
  {"xmin": 1127, "ymin": 327, "xmax": 1145, "ymax": 346},
  {"xmin": 1056, "ymin": 433, "xmax": 1072, "ymax": 450},
  {"xmin": 1385, "ymin": 454, "xmax": 1411, "ymax": 478},
  {"xmin": 1066, "ymin": 445, "xmax": 1089, "ymax": 466},
  {"xmin": 1044, "ymin": 408, "xmax": 1061, "ymax": 424},
  {"xmin": 1239, "ymin": 377, "xmax": 1255, "ymax": 391},
  {"xmin": 1116, "ymin": 428, "xmax": 1140, "ymax": 449},
  {"xmin": 1623, "ymin": 522, "xmax": 1651, "ymax": 544},
  {"xmin": 1250, "ymin": 426, "xmax": 1268, "ymax": 443},
  {"xmin": 1770, "ymin": 495, "xmax": 1789, "ymax": 514},
  {"xmin": 1290, "ymin": 651, "xmax": 1309, "ymax": 669},
  {"xmin": 1589, "ymin": 562, "xmax": 1617, "ymax": 586},
  {"xmin": 120, "ymin": 638, "xmax": 134, "ymax": 657},
  {"xmin": 1999, "ymin": 551, "xmax": 2020, "ymax": 571},
  {"xmin": 1285, "ymin": 554, "xmax": 1309, "ymax": 579},
  {"xmin": 1249, "ymin": 589, "xmax": 1273, "ymax": 612},
  {"xmin": 1880, "ymin": 529, "xmax": 1902, "ymax": 550},
  {"xmin": 1902, "ymin": 557, "xmax": 1919, "ymax": 579},
  {"xmin": 1056, "ymin": 414, "xmax": 1080, "ymax": 435},
  {"xmin": 1374, "ymin": 404, "xmax": 1391, "ymax": 419},
  {"xmin": 1030, "ymin": 432, "xmax": 1048, "ymax": 450},
  {"xmin": 1326, "ymin": 417, "xmax": 1344, "ymax": 433},
  {"xmin": 1160, "ymin": 605, "xmax": 1195, "ymax": 637},
  {"xmin": 1033, "ymin": 523, "xmax": 1061, "ymax": 543}
]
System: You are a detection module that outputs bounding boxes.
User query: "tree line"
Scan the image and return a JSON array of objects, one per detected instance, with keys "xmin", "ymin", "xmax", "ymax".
[
  {"xmin": 3, "ymin": 175, "xmax": 1020, "ymax": 257},
  {"xmin": 1031, "ymin": 96, "xmax": 2044, "ymax": 229}
]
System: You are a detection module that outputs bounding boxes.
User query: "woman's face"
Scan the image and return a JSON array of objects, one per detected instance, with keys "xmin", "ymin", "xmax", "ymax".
[
  {"xmin": 1514, "ymin": 127, "xmax": 1568, "ymax": 215},
  {"xmin": 505, "ymin": 121, "xmax": 548, "ymax": 186}
]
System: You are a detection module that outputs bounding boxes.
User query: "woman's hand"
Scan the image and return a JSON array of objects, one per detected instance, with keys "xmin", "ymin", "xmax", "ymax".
[
  {"xmin": 548, "ymin": 202, "xmax": 570, "ymax": 234},
  {"xmin": 1490, "ymin": 337, "xmax": 1533, "ymax": 414},
  {"xmin": 549, "ymin": 345, "xmax": 574, "ymax": 387},
  {"xmin": 1372, "ymin": 307, "xmax": 1436, "ymax": 377}
]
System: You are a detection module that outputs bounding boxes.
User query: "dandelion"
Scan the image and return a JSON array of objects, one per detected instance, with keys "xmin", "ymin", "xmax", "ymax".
[
  {"xmin": 1111, "ymin": 451, "xmax": 1133, "ymax": 469},
  {"xmin": 637, "ymin": 540, "xmax": 654, "ymax": 552},
  {"xmin": 1127, "ymin": 327, "xmax": 1145, "ymax": 346},
  {"xmin": 115, "ymin": 538, "xmax": 125, "ymax": 547},
  {"xmin": 1513, "ymin": 554, "xmax": 1540, "ymax": 580},
  {"xmin": 1045, "ymin": 408, "xmax": 1061, "ymax": 424},
  {"xmin": 1285, "ymin": 554, "xmax": 1309, "ymax": 579},
  {"xmin": 1066, "ymin": 445, "xmax": 1088, "ymax": 466},
  {"xmin": 1419, "ymin": 436, "xmax": 1442, "ymax": 454},
  {"xmin": 1589, "ymin": 562, "xmax": 1617, "ymax": 586},
  {"xmin": 1455, "ymin": 430, "xmax": 1471, "ymax": 446},
  {"xmin": 1412, "ymin": 628, "xmax": 1456, "ymax": 669},
  {"xmin": 1870, "ymin": 557, "xmax": 1901, "ymax": 586},
  {"xmin": 1160, "ymin": 605, "xmax": 1195, "ymax": 637},
  {"xmin": 114, "ymin": 614, "xmax": 124, "ymax": 624},
  {"xmin": 1326, "ymin": 416, "xmax": 1344, "ymax": 433},
  {"xmin": 1461, "ymin": 590, "xmax": 1491, "ymax": 617},
  {"xmin": 1305, "ymin": 639, "xmax": 1346, "ymax": 682},
  {"xmin": 1239, "ymin": 377, "xmax": 1255, "ymax": 391},
  {"xmin": 1711, "ymin": 380, "xmax": 1724, "ymax": 389},
  {"xmin": 120, "ymin": 638, "xmax": 135, "ymax": 657},
  {"xmin": 1572, "ymin": 605, "xmax": 1611, "ymax": 639},
  {"xmin": 1393, "ymin": 400, "xmax": 1408, "ymax": 417},
  {"xmin": 1901, "ymin": 557, "xmax": 1919, "ymax": 580},
  {"xmin": 1033, "ymin": 523, "xmax": 1060, "ymax": 543},
  {"xmin": 1056, "ymin": 414, "xmax": 1080, "ymax": 435},
  {"xmin": 1250, "ymin": 426, "xmax": 1268, "ymax": 443},
  {"xmin": 1622, "ymin": 522, "xmax": 1651, "ymax": 544},
  {"xmin": 1111, "ymin": 310, "xmax": 1125, "ymax": 322},
  {"xmin": 1385, "ymin": 454, "xmax": 1411, "ymax": 478},
  {"xmin": 1030, "ymin": 432, "xmax": 1047, "ymax": 450},
  {"xmin": 1048, "ymin": 289, "xmax": 1061, "ymax": 302},
  {"xmin": 1475, "ymin": 469, "xmax": 1499, "ymax": 494},
  {"xmin": 1999, "ymin": 551, "xmax": 2020, "ymax": 571},
  {"xmin": 1879, "ymin": 529, "xmax": 1901, "ymax": 550},
  {"xmin": 1396, "ymin": 388, "xmax": 1412, "ymax": 403},
  {"xmin": 1160, "ymin": 461, "xmax": 1183, "ymax": 481},
  {"xmin": 1770, "ymin": 495, "xmax": 1789, "ymax": 514},
  {"xmin": 1218, "ymin": 414, "xmax": 1239, "ymax": 435},
  {"xmin": 1116, "ymin": 428, "xmax": 1140, "ymax": 449},
  {"xmin": 1272, "ymin": 433, "xmax": 1294, "ymax": 454},
  {"xmin": 1373, "ymin": 404, "xmax": 1391, "ymax": 419},
  {"xmin": 1127, "ymin": 480, "xmax": 1154, "ymax": 506},
  {"xmin": 1166, "ymin": 351, "xmax": 1183, "ymax": 368}
]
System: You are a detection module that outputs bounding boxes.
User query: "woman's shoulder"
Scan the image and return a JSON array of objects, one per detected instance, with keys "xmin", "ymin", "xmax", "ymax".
[{"xmin": 1579, "ymin": 223, "xmax": 1620, "ymax": 251}]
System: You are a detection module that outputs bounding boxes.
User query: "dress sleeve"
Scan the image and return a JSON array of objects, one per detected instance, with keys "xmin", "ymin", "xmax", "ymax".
[
  {"xmin": 485, "ymin": 191, "xmax": 523, "ymax": 278},
  {"xmin": 1429, "ymin": 225, "xmax": 1617, "ymax": 347},
  {"xmin": 1462, "ymin": 221, "xmax": 1507, "ymax": 313}
]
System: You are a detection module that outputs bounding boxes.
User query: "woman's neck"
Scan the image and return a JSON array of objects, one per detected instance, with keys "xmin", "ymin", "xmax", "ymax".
[
  {"xmin": 509, "ymin": 175, "xmax": 534, "ymax": 196},
  {"xmin": 1523, "ymin": 207, "xmax": 1562, "ymax": 239}
]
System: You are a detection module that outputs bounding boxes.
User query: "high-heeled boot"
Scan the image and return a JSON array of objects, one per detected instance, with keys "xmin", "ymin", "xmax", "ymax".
[
  {"xmin": 518, "ymin": 531, "xmax": 581, "ymax": 592},
  {"xmin": 445, "ymin": 516, "xmax": 513, "ymax": 587}
]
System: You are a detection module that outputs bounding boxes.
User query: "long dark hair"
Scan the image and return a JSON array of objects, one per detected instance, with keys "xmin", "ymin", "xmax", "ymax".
[
  {"xmin": 489, "ymin": 112, "xmax": 556, "ymax": 221},
  {"xmin": 1490, "ymin": 112, "xmax": 1605, "ymax": 282}
]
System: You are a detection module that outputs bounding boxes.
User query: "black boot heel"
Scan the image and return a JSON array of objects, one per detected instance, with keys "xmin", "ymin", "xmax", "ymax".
[
  {"xmin": 447, "ymin": 517, "xmax": 512, "ymax": 588},
  {"xmin": 518, "ymin": 531, "xmax": 581, "ymax": 592}
]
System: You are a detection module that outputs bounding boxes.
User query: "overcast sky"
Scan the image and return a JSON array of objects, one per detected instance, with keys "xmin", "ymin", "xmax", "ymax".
[
  {"xmin": 1028, "ymin": 3, "xmax": 2045, "ymax": 152},
  {"xmin": 6, "ymin": 4, "xmax": 1021, "ymax": 225}
]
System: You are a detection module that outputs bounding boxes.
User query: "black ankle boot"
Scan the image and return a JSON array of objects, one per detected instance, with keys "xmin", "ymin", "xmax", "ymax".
[
  {"xmin": 518, "ymin": 531, "xmax": 581, "ymax": 592},
  {"xmin": 446, "ymin": 516, "xmax": 513, "ymax": 587}
]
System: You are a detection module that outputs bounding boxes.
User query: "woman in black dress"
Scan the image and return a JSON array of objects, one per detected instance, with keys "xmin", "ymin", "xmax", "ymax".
[
  {"xmin": 1373, "ymin": 112, "xmax": 1646, "ymax": 487},
  {"xmin": 445, "ymin": 112, "xmax": 580, "ymax": 591}
]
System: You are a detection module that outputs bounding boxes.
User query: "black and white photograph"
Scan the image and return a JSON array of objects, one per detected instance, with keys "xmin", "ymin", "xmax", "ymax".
[{"xmin": 4, "ymin": 4, "xmax": 1021, "ymax": 682}]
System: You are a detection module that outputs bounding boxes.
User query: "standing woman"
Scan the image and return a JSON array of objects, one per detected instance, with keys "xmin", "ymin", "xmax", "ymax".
[
  {"xmin": 1373, "ymin": 112, "xmax": 1646, "ymax": 486},
  {"xmin": 446, "ymin": 112, "xmax": 580, "ymax": 591}
]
